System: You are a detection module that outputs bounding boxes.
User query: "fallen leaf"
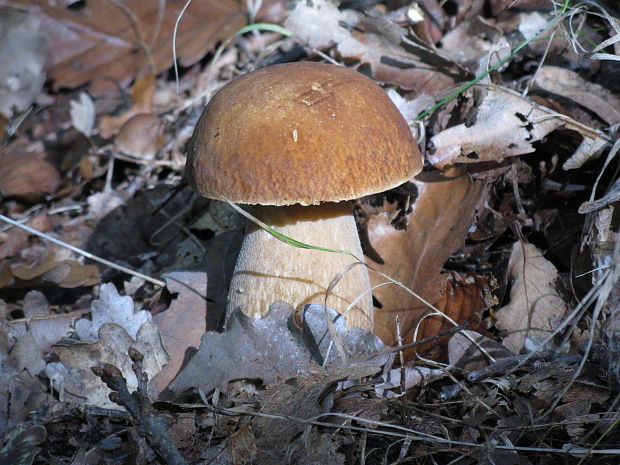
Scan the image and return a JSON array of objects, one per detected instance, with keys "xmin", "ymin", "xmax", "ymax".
[
  {"xmin": 0, "ymin": 213, "xmax": 51, "ymax": 261},
  {"xmin": 409, "ymin": 0, "xmax": 447, "ymax": 45},
  {"xmin": 578, "ymin": 177, "xmax": 620, "ymax": 214},
  {"xmin": 533, "ymin": 66, "xmax": 620, "ymax": 125},
  {"xmin": 20, "ymin": 290, "xmax": 74, "ymax": 355},
  {"xmin": 428, "ymin": 84, "xmax": 611, "ymax": 169},
  {"xmin": 0, "ymin": 362, "xmax": 46, "ymax": 436},
  {"xmin": 166, "ymin": 302, "xmax": 383, "ymax": 397},
  {"xmin": 69, "ymin": 92, "xmax": 95, "ymax": 137},
  {"xmin": 150, "ymin": 271, "xmax": 207, "ymax": 397},
  {"xmin": 283, "ymin": 429, "xmax": 345, "ymax": 465},
  {"xmin": 416, "ymin": 273, "xmax": 490, "ymax": 356},
  {"xmin": 368, "ymin": 167, "xmax": 486, "ymax": 346},
  {"xmin": 494, "ymin": 242, "xmax": 568, "ymax": 353},
  {"xmin": 285, "ymin": 0, "xmax": 467, "ymax": 93},
  {"xmin": 166, "ymin": 302, "xmax": 316, "ymax": 396},
  {"xmin": 27, "ymin": 0, "xmax": 279, "ymax": 94},
  {"xmin": 75, "ymin": 282, "xmax": 151, "ymax": 342},
  {"xmin": 448, "ymin": 330, "xmax": 514, "ymax": 371},
  {"xmin": 439, "ymin": 16, "xmax": 511, "ymax": 73},
  {"xmin": 301, "ymin": 304, "xmax": 389, "ymax": 367},
  {"xmin": 52, "ymin": 322, "xmax": 167, "ymax": 409},
  {"xmin": 98, "ymin": 73, "xmax": 155, "ymax": 138},
  {"xmin": 7, "ymin": 331, "xmax": 46, "ymax": 377},
  {"xmin": 0, "ymin": 424, "xmax": 46, "ymax": 465},
  {"xmin": 85, "ymin": 190, "xmax": 126, "ymax": 221},
  {"xmin": 0, "ymin": 145, "xmax": 60, "ymax": 201},
  {"xmin": 12, "ymin": 259, "xmax": 99, "ymax": 288}
]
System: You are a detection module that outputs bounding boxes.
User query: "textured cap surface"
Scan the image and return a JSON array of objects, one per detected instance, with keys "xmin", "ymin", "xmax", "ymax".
[{"xmin": 186, "ymin": 62, "xmax": 423, "ymax": 205}]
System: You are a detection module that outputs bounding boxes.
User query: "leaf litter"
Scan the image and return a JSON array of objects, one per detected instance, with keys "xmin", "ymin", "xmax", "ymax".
[{"xmin": 1, "ymin": 0, "xmax": 620, "ymax": 463}]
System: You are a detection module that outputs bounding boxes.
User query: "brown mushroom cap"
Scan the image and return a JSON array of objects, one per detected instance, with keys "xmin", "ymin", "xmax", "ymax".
[{"xmin": 186, "ymin": 62, "xmax": 423, "ymax": 206}]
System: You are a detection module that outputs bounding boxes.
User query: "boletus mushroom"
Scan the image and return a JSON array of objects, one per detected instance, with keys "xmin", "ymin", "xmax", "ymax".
[{"xmin": 186, "ymin": 62, "xmax": 422, "ymax": 331}]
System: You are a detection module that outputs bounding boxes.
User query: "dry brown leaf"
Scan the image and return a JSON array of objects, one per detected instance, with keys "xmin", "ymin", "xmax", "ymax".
[
  {"xmin": 0, "ymin": 213, "xmax": 51, "ymax": 261},
  {"xmin": 12, "ymin": 258, "xmax": 100, "ymax": 288},
  {"xmin": 150, "ymin": 271, "xmax": 207, "ymax": 397},
  {"xmin": 285, "ymin": 0, "xmax": 466, "ymax": 94},
  {"xmin": 0, "ymin": 145, "xmax": 60, "ymax": 201},
  {"xmin": 494, "ymin": 242, "xmax": 568, "ymax": 353},
  {"xmin": 25, "ymin": 0, "xmax": 278, "ymax": 94},
  {"xmin": 99, "ymin": 73, "xmax": 155, "ymax": 138},
  {"xmin": 533, "ymin": 66, "xmax": 620, "ymax": 125},
  {"xmin": 417, "ymin": 273, "xmax": 489, "ymax": 355},
  {"xmin": 368, "ymin": 167, "xmax": 486, "ymax": 345},
  {"xmin": 428, "ymin": 84, "xmax": 611, "ymax": 169}
]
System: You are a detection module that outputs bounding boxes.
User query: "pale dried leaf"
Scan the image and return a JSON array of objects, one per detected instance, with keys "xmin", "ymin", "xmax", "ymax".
[
  {"xmin": 285, "ymin": 0, "xmax": 464, "ymax": 93},
  {"xmin": 75, "ymin": 283, "xmax": 151, "ymax": 342},
  {"xmin": 440, "ymin": 16, "xmax": 511, "ymax": 74},
  {"xmin": 52, "ymin": 322, "xmax": 168, "ymax": 409},
  {"xmin": 7, "ymin": 332, "xmax": 46, "ymax": 377},
  {"xmin": 562, "ymin": 135, "xmax": 609, "ymax": 170},
  {"xmin": 166, "ymin": 302, "xmax": 318, "ymax": 396},
  {"xmin": 495, "ymin": 242, "xmax": 568, "ymax": 353},
  {"xmin": 69, "ymin": 92, "xmax": 95, "ymax": 137},
  {"xmin": 86, "ymin": 190, "xmax": 125, "ymax": 220},
  {"xmin": 0, "ymin": 8, "xmax": 47, "ymax": 117},
  {"xmin": 581, "ymin": 179, "xmax": 620, "ymax": 214},
  {"xmin": 166, "ymin": 301, "xmax": 383, "ymax": 397},
  {"xmin": 428, "ymin": 85, "xmax": 610, "ymax": 169},
  {"xmin": 22, "ymin": 291, "xmax": 73, "ymax": 355}
]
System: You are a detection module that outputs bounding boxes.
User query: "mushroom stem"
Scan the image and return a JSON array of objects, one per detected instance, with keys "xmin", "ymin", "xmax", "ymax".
[{"xmin": 227, "ymin": 202, "xmax": 374, "ymax": 330}]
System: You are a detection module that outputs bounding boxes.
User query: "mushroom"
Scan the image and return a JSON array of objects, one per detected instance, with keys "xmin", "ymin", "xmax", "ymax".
[
  {"xmin": 115, "ymin": 113, "xmax": 164, "ymax": 159},
  {"xmin": 186, "ymin": 62, "xmax": 422, "ymax": 331}
]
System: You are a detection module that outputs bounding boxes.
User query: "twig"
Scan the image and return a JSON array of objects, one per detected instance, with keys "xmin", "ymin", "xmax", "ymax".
[
  {"xmin": 91, "ymin": 348, "xmax": 187, "ymax": 465},
  {"xmin": 395, "ymin": 316, "xmax": 407, "ymax": 423}
]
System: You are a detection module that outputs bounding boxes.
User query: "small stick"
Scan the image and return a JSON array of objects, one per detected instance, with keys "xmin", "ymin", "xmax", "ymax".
[
  {"xmin": 396, "ymin": 316, "xmax": 407, "ymax": 422},
  {"xmin": 92, "ymin": 349, "xmax": 187, "ymax": 465}
]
